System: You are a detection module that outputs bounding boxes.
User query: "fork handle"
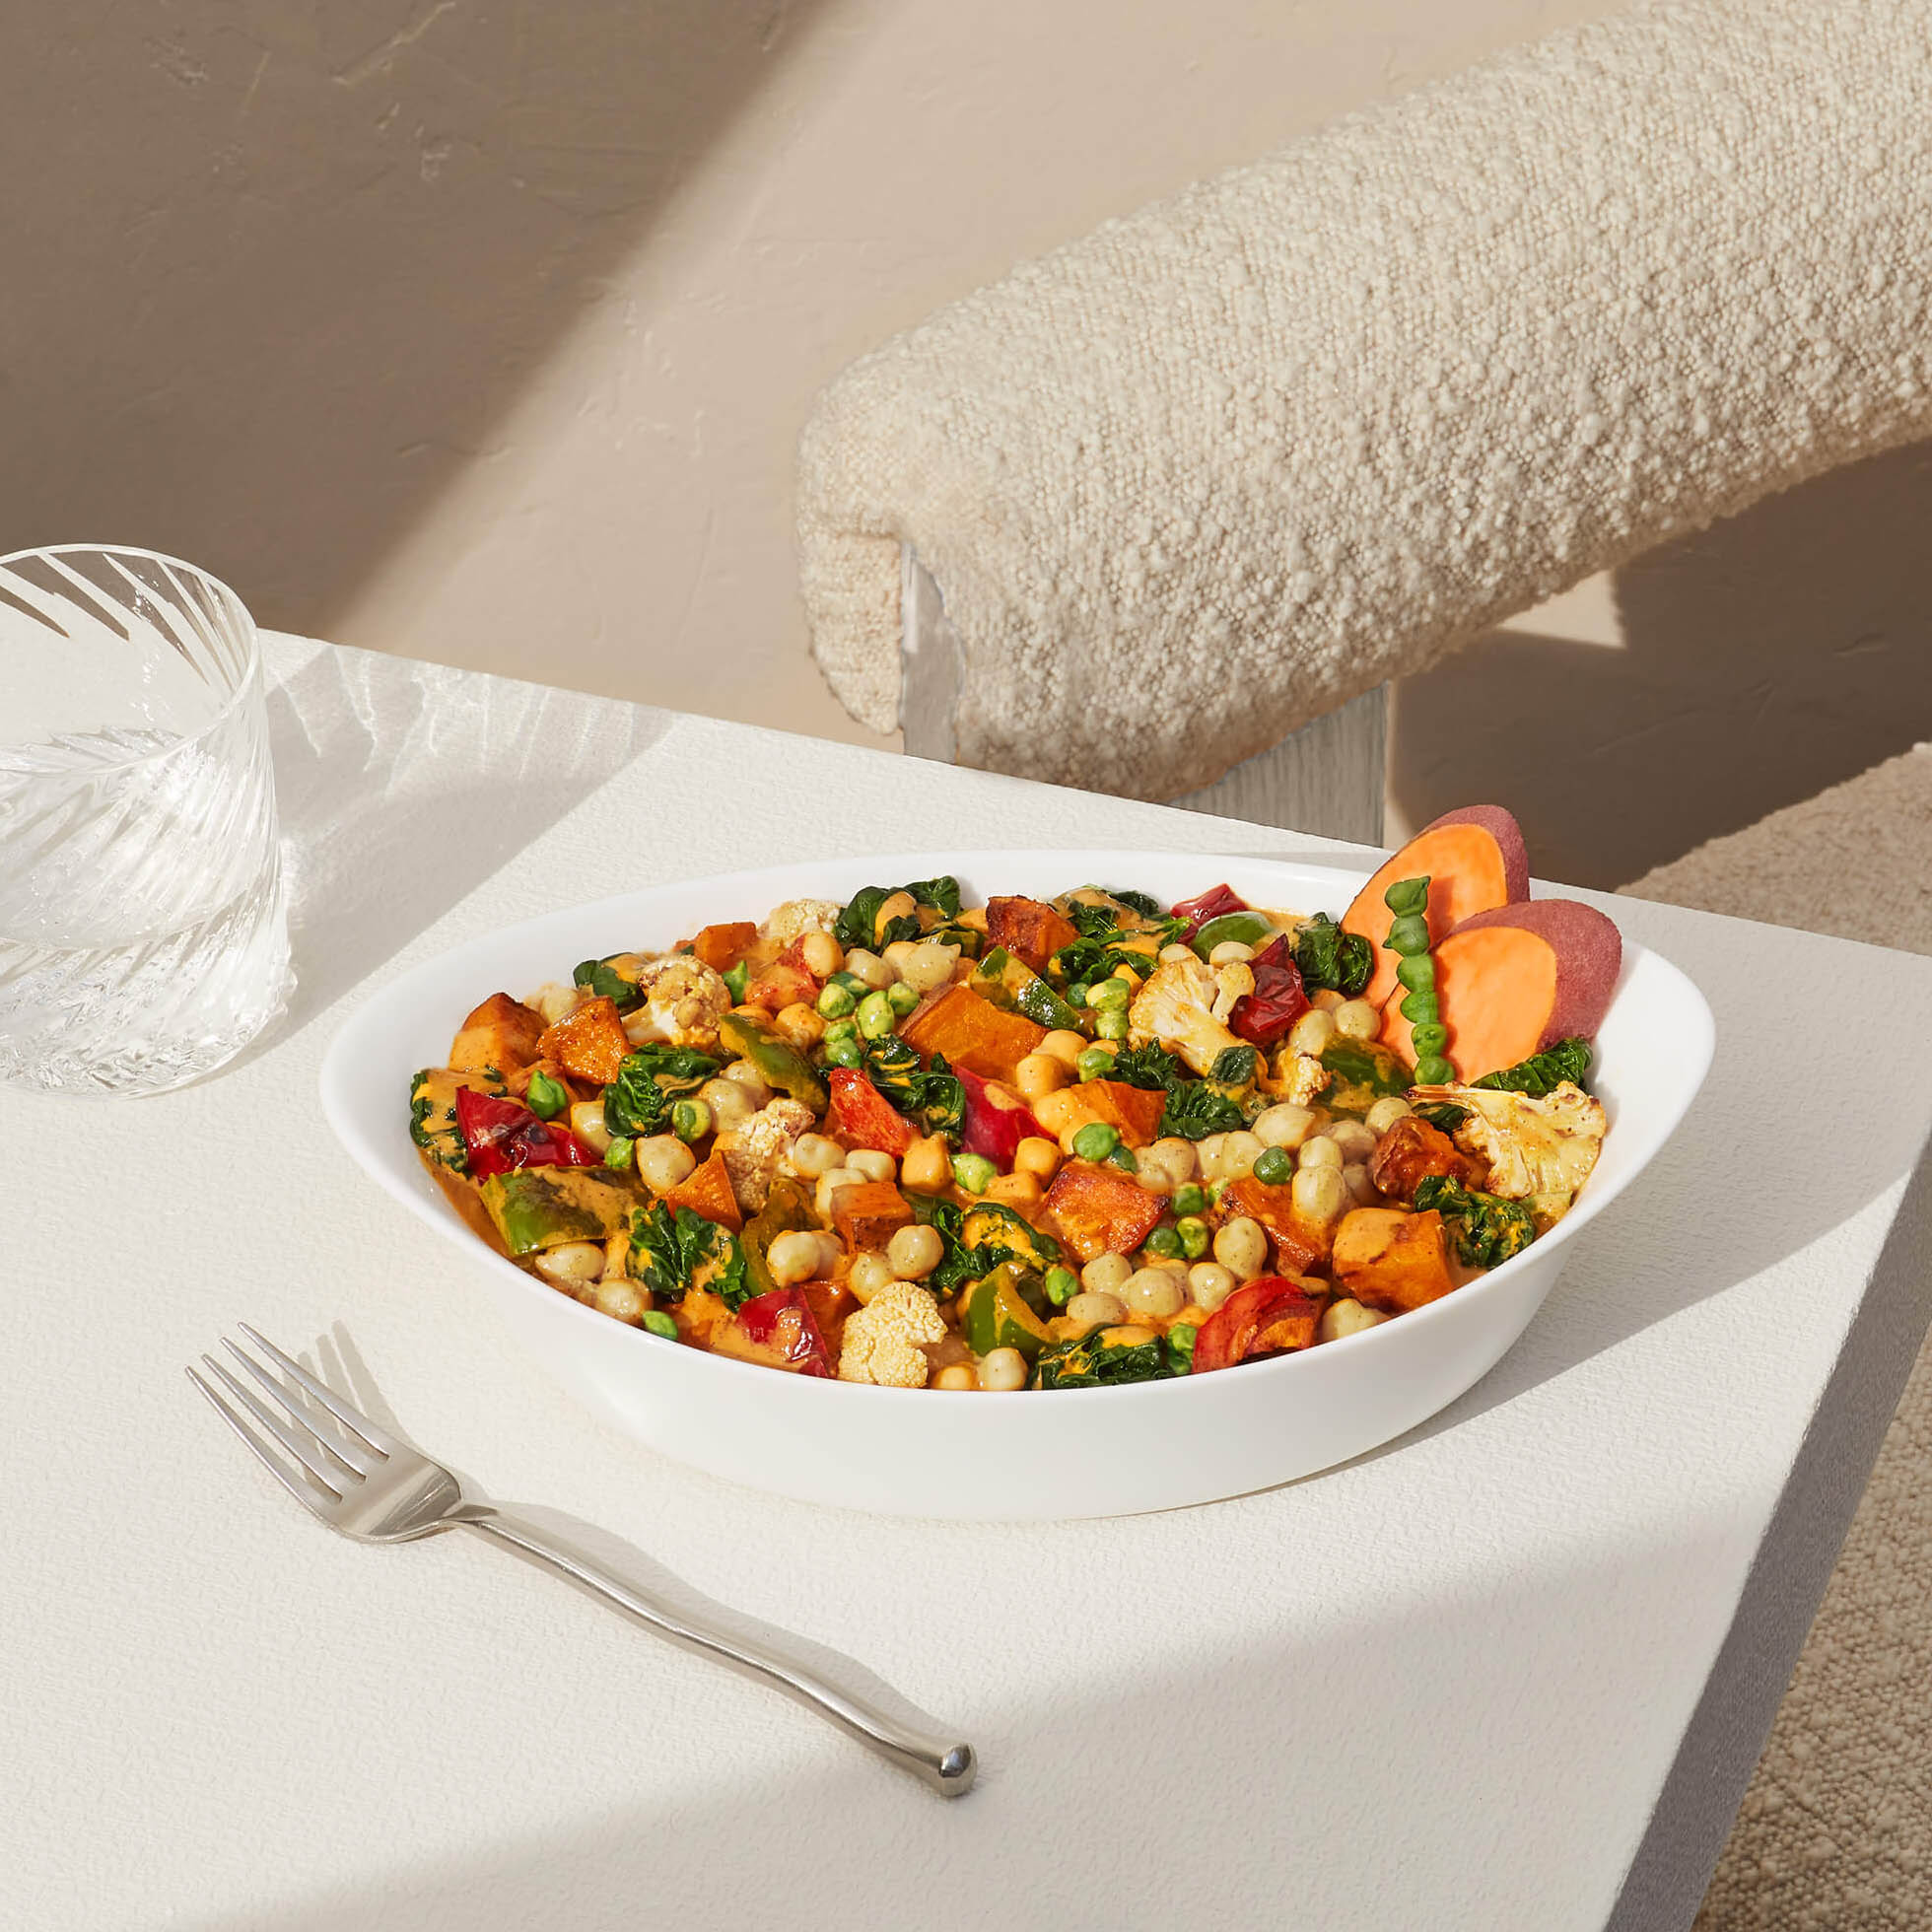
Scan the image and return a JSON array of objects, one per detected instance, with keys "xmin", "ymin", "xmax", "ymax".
[{"xmin": 459, "ymin": 1510, "xmax": 976, "ymax": 1797}]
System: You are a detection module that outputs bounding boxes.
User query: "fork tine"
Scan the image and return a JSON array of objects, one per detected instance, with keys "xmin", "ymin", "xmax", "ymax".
[
  {"xmin": 200, "ymin": 1355, "xmax": 347, "ymax": 1496},
  {"xmin": 186, "ymin": 1366, "xmax": 338, "ymax": 1509},
  {"xmin": 237, "ymin": 1323, "xmax": 398, "ymax": 1457},
  {"xmin": 219, "ymin": 1339, "xmax": 379, "ymax": 1477}
]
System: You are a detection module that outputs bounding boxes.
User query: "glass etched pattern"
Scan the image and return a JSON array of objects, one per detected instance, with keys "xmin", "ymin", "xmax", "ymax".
[{"xmin": 0, "ymin": 547, "xmax": 291, "ymax": 1095}]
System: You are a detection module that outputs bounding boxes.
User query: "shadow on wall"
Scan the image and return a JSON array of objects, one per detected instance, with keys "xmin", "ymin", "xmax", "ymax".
[
  {"xmin": 0, "ymin": 0, "xmax": 833, "ymax": 634},
  {"xmin": 1386, "ymin": 436, "xmax": 1932, "ymax": 889}
]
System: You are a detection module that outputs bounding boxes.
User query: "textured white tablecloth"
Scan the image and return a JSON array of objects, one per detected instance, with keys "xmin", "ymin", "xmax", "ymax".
[{"xmin": 6, "ymin": 635, "xmax": 1931, "ymax": 1932}]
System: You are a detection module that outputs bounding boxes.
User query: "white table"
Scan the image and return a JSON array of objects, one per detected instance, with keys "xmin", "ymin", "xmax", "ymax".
[{"xmin": 8, "ymin": 636, "xmax": 1932, "ymax": 1932}]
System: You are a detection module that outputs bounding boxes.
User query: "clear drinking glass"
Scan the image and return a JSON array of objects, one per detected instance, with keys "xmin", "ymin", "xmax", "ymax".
[{"xmin": 0, "ymin": 545, "xmax": 291, "ymax": 1095}]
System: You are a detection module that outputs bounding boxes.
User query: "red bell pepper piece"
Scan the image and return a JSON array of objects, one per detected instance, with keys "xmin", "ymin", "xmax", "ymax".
[
  {"xmin": 1170, "ymin": 883, "xmax": 1250, "ymax": 940},
  {"xmin": 733, "ymin": 1287, "xmax": 834, "ymax": 1377},
  {"xmin": 825, "ymin": 1068, "xmax": 916, "ymax": 1156},
  {"xmin": 454, "ymin": 1085, "xmax": 596, "ymax": 1178},
  {"xmin": 1192, "ymin": 1276, "xmax": 1324, "ymax": 1372},
  {"xmin": 956, "ymin": 1065, "xmax": 1046, "ymax": 1171},
  {"xmin": 1228, "ymin": 933, "xmax": 1310, "ymax": 1046}
]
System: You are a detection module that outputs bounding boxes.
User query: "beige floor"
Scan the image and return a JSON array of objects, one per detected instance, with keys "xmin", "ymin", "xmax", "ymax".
[{"xmin": 1623, "ymin": 743, "xmax": 1932, "ymax": 1928}]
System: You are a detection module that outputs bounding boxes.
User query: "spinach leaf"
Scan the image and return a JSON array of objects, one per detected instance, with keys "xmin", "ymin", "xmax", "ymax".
[
  {"xmin": 1157, "ymin": 1079, "xmax": 1247, "ymax": 1141},
  {"xmin": 1414, "ymin": 1100, "xmax": 1471, "ymax": 1134},
  {"xmin": 905, "ymin": 875, "xmax": 962, "ymax": 918},
  {"xmin": 1035, "ymin": 1327, "xmax": 1175, "ymax": 1390},
  {"xmin": 1292, "ymin": 914, "xmax": 1373, "ymax": 997},
  {"xmin": 912, "ymin": 1195, "xmax": 1057, "ymax": 1291},
  {"xmin": 862, "ymin": 1037, "xmax": 965, "ymax": 1140},
  {"xmin": 603, "ymin": 1043, "xmax": 720, "ymax": 1138},
  {"xmin": 1413, "ymin": 1176, "xmax": 1537, "ymax": 1269},
  {"xmin": 1209, "ymin": 1045, "xmax": 1259, "ymax": 1085},
  {"xmin": 835, "ymin": 877, "xmax": 962, "ymax": 949},
  {"xmin": 573, "ymin": 956, "xmax": 644, "ymax": 1012},
  {"xmin": 1472, "ymin": 1037, "xmax": 1593, "ymax": 1098},
  {"xmin": 628, "ymin": 1201, "xmax": 751, "ymax": 1307},
  {"xmin": 1107, "ymin": 888, "xmax": 1166, "ymax": 920},
  {"xmin": 1105, "ymin": 1042, "xmax": 1188, "ymax": 1093}
]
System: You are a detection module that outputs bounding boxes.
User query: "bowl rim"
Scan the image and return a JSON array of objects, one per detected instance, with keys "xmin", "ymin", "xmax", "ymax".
[{"xmin": 320, "ymin": 847, "xmax": 1715, "ymax": 1411}]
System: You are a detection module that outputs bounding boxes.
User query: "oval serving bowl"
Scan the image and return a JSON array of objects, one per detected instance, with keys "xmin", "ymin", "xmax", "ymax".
[{"xmin": 320, "ymin": 850, "xmax": 1713, "ymax": 1521}]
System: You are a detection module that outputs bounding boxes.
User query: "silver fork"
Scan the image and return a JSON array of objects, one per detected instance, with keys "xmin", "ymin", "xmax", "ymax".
[{"xmin": 188, "ymin": 1325, "xmax": 976, "ymax": 1797}]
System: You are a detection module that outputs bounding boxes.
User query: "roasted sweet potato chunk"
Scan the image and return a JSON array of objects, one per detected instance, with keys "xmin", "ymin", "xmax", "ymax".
[
  {"xmin": 449, "ymin": 992, "xmax": 546, "ymax": 1076},
  {"xmin": 1050, "ymin": 1078, "xmax": 1166, "ymax": 1150},
  {"xmin": 898, "ymin": 985, "xmax": 1045, "ymax": 1083},
  {"xmin": 662, "ymin": 1149, "xmax": 743, "ymax": 1231},
  {"xmin": 1043, "ymin": 1159, "xmax": 1167, "ymax": 1264},
  {"xmin": 1219, "ymin": 1176, "xmax": 1329, "ymax": 1273},
  {"xmin": 1332, "ymin": 1208, "xmax": 1457, "ymax": 1313},
  {"xmin": 831, "ymin": 1180, "xmax": 915, "ymax": 1252},
  {"xmin": 985, "ymin": 896, "xmax": 1080, "ymax": 975},
  {"xmin": 688, "ymin": 921, "xmax": 759, "ymax": 972},
  {"xmin": 1367, "ymin": 1116, "xmax": 1484, "ymax": 1204},
  {"xmin": 537, "ymin": 994, "xmax": 632, "ymax": 1086}
]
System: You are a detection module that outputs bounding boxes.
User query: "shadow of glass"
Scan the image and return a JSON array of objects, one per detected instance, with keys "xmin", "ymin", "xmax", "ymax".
[
  {"xmin": 0, "ymin": 0, "xmax": 837, "ymax": 635},
  {"xmin": 1389, "ymin": 437, "xmax": 1932, "ymax": 889}
]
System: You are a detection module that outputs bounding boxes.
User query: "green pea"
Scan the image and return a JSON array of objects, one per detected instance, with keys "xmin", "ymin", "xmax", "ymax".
[
  {"xmin": 1395, "ymin": 952, "xmax": 1436, "ymax": 995},
  {"xmin": 1167, "ymin": 1324, "xmax": 1198, "ymax": 1373},
  {"xmin": 815, "ymin": 982, "xmax": 857, "ymax": 1019},
  {"xmin": 1383, "ymin": 875, "xmax": 1431, "ymax": 917},
  {"xmin": 886, "ymin": 980, "xmax": 921, "ymax": 1017},
  {"xmin": 1071, "ymin": 1122, "xmax": 1121, "ymax": 1162},
  {"xmin": 1076, "ymin": 1046, "xmax": 1115, "ymax": 1082},
  {"xmin": 823, "ymin": 1015, "xmax": 859, "ymax": 1043},
  {"xmin": 1400, "ymin": 990, "xmax": 1440, "ymax": 1026},
  {"xmin": 1095, "ymin": 1008, "xmax": 1130, "ymax": 1042},
  {"xmin": 723, "ymin": 961, "xmax": 749, "ymax": 1003},
  {"xmin": 1067, "ymin": 981, "xmax": 1093, "ymax": 1008},
  {"xmin": 1415, "ymin": 1055, "xmax": 1456, "ymax": 1085},
  {"xmin": 822, "ymin": 1036, "xmax": 863, "ymax": 1069},
  {"xmin": 1171, "ymin": 1182, "xmax": 1208, "ymax": 1217},
  {"xmin": 951, "ymin": 1151, "xmax": 996, "ymax": 1195},
  {"xmin": 830, "ymin": 970, "xmax": 868, "ymax": 996},
  {"xmin": 641, "ymin": 1309, "xmax": 678, "ymax": 1341},
  {"xmin": 604, "ymin": 1135, "xmax": 635, "ymax": 1173},
  {"xmin": 1386, "ymin": 914, "xmax": 1431, "ymax": 957},
  {"xmin": 524, "ymin": 1070, "xmax": 569, "ymax": 1121},
  {"xmin": 1252, "ymin": 1145, "xmax": 1292, "ymax": 1186},
  {"xmin": 1087, "ymin": 977, "xmax": 1132, "ymax": 1011},
  {"xmin": 1409, "ymin": 1022, "xmax": 1450, "ymax": 1057},
  {"xmin": 1105, "ymin": 1143, "xmax": 1139, "ymax": 1174},
  {"xmin": 670, "ymin": 1098, "xmax": 712, "ymax": 1143},
  {"xmin": 1176, "ymin": 1215, "xmax": 1211, "ymax": 1259},
  {"xmin": 856, "ymin": 991, "xmax": 896, "ymax": 1039},
  {"xmin": 1043, "ymin": 1265, "xmax": 1080, "ymax": 1307},
  {"xmin": 1143, "ymin": 1222, "xmax": 1183, "ymax": 1260}
]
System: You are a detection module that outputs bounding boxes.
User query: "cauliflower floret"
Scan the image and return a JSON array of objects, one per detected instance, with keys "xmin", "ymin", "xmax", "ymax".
[
  {"xmin": 1414, "ymin": 1080, "xmax": 1607, "ymax": 1203},
  {"xmin": 838, "ymin": 1280, "xmax": 948, "ymax": 1388},
  {"xmin": 1128, "ymin": 955, "xmax": 1246, "ymax": 1075},
  {"xmin": 1276, "ymin": 1050, "xmax": 1333, "ymax": 1108},
  {"xmin": 717, "ymin": 1098, "xmax": 815, "ymax": 1212},
  {"xmin": 621, "ymin": 955, "xmax": 732, "ymax": 1049},
  {"xmin": 761, "ymin": 898, "xmax": 844, "ymax": 947}
]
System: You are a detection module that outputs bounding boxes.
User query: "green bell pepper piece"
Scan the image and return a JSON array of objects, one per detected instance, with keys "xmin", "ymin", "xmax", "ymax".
[
  {"xmin": 739, "ymin": 1177, "xmax": 816, "ymax": 1300},
  {"xmin": 1190, "ymin": 910, "xmax": 1277, "ymax": 958},
  {"xmin": 718, "ymin": 1012, "xmax": 828, "ymax": 1113},
  {"xmin": 961, "ymin": 1263, "xmax": 1055, "ymax": 1360},
  {"xmin": 479, "ymin": 1167, "xmax": 642, "ymax": 1257},
  {"xmin": 971, "ymin": 947, "xmax": 1085, "ymax": 1031}
]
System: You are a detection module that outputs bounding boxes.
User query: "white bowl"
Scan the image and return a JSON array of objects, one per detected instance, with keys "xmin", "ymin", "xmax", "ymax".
[{"xmin": 320, "ymin": 851, "xmax": 1713, "ymax": 1521}]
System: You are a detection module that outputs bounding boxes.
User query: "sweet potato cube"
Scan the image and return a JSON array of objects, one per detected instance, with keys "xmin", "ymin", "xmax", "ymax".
[
  {"xmin": 985, "ymin": 896, "xmax": 1080, "ymax": 975},
  {"xmin": 449, "ymin": 992, "xmax": 546, "ymax": 1075},
  {"xmin": 898, "ymin": 985, "xmax": 1046, "ymax": 1082},
  {"xmin": 688, "ymin": 921, "xmax": 758, "ymax": 971},
  {"xmin": 1332, "ymin": 1208, "xmax": 1457, "ymax": 1314},
  {"xmin": 537, "ymin": 994, "xmax": 632, "ymax": 1086},
  {"xmin": 1219, "ymin": 1177, "xmax": 1329, "ymax": 1272},
  {"xmin": 1367, "ymin": 1116, "xmax": 1484, "ymax": 1204},
  {"xmin": 831, "ymin": 1180, "xmax": 915, "ymax": 1252},
  {"xmin": 1043, "ymin": 1159, "xmax": 1167, "ymax": 1264},
  {"xmin": 1058, "ymin": 1078, "xmax": 1167, "ymax": 1150},
  {"xmin": 662, "ymin": 1149, "xmax": 743, "ymax": 1232}
]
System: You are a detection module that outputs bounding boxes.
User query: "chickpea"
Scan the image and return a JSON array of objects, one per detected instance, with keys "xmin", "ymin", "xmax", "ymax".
[
  {"xmin": 1159, "ymin": 942, "xmax": 1197, "ymax": 964},
  {"xmin": 1251, "ymin": 1103, "xmax": 1313, "ymax": 1151},
  {"xmin": 1032, "ymin": 1088, "xmax": 1083, "ymax": 1141},
  {"xmin": 1014, "ymin": 1053, "xmax": 1068, "ymax": 1102},
  {"xmin": 594, "ymin": 1277, "xmax": 648, "ymax": 1324},
  {"xmin": 1318, "ymin": 1297, "xmax": 1389, "ymax": 1344},
  {"xmin": 1344, "ymin": 1161, "xmax": 1377, "ymax": 1205},
  {"xmin": 568, "ymin": 1099, "xmax": 613, "ymax": 1155},
  {"xmin": 534, "ymin": 1240, "xmax": 606, "ymax": 1289},
  {"xmin": 1365, "ymin": 1095, "xmax": 1413, "ymax": 1135},
  {"xmin": 723, "ymin": 1060, "xmax": 773, "ymax": 1106},
  {"xmin": 1014, "ymin": 1136, "xmax": 1063, "ymax": 1184},
  {"xmin": 772, "ymin": 1001, "xmax": 825, "ymax": 1049},
  {"xmin": 847, "ymin": 1148, "xmax": 898, "ymax": 1184},
  {"xmin": 527, "ymin": 982, "xmax": 583, "ymax": 1026},
  {"xmin": 768, "ymin": 1230, "xmax": 829, "ymax": 1287},
  {"xmin": 1066, "ymin": 1290, "xmax": 1128, "ymax": 1331},
  {"xmin": 1327, "ymin": 1119, "xmax": 1376, "ymax": 1162},
  {"xmin": 798, "ymin": 931, "xmax": 844, "ymax": 980},
  {"xmin": 932, "ymin": 1364, "xmax": 977, "ymax": 1391},
  {"xmin": 1213, "ymin": 1215, "xmax": 1268, "ymax": 1281},
  {"xmin": 1208, "ymin": 1130, "xmax": 1263, "ymax": 1182},
  {"xmin": 900, "ymin": 1135, "xmax": 953, "ymax": 1195},
  {"xmin": 1208, "ymin": 939, "xmax": 1256, "ymax": 966},
  {"xmin": 1309, "ymin": 988, "xmax": 1344, "ymax": 1012},
  {"xmin": 1137, "ymin": 1138, "xmax": 1197, "ymax": 1195},
  {"xmin": 887, "ymin": 1223, "xmax": 944, "ymax": 1280},
  {"xmin": 1333, "ymin": 999, "xmax": 1382, "ymax": 1041},
  {"xmin": 901, "ymin": 940, "xmax": 959, "ymax": 994},
  {"xmin": 977, "ymin": 1346, "xmax": 1029, "ymax": 1393},
  {"xmin": 850, "ymin": 1250, "xmax": 896, "ymax": 1303},
  {"xmin": 1038, "ymin": 1029, "xmax": 1089, "ymax": 1069},
  {"xmin": 870, "ymin": 891, "xmax": 918, "ymax": 944},
  {"xmin": 1188, "ymin": 1261, "xmax": 1236, "ymax": 1311},
  {"xmin": 881, "ymin": 939, "xmax": 919, "ymax": 981},
  {"xmin": 841, "ymin": 947, "xmax": 892, "ymax": 991},
  {"xmin": 699, "ymin": 1078, "xmax": 755, "ymax": 1132},
  {"xmin": 1081, "ymin": 1252, "xmax": 1134, "ymax": 1295},
  {"xmin": 1291, "ymin": 1164, "xmax": 1349, "ymax": 1225},
  {"xmin": 985, "ymin": 1172, "xmax": 1044, "ymax": 1208},
  {"xmin": 1287, "ymin": 1008, "xmax": 1337, "ymax": 1057},
  {"xmin": 789, "ymin": 1133, "xmax": 846, "ymax": 1179},
  {"xmin": 1121, "ymin": 1267, "xmax": 1185, "ymax": 1320},
  {"xmin": 635, "ymin": 1135, "xmax": 696, "ymax": 1193},
  {"xmin": 814, "ymin": 1167, "xmax": 865, "ymax": 1220},
  {"xmin": 1298, "ymin": 1135, "xmax": 1344, "ymax": 1170}
]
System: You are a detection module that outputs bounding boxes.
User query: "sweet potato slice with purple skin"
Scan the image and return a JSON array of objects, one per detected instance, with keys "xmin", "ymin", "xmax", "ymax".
[
  {"xmin": 985, "ymin": 896, "xmax": 1080, "ymax": 975},
  {"xmin": 1043, "ymin": 1159, "xmax": 1167, "ymax": 1264},
  {"xmin": 1345, "ymin": 806, "xmax": 1531, "ymax": 1010},
  {"xmin": 662, "ymin": 1149, "xmax": 743, "ymax": 1232},
  {"xmin": 1332, "ymin": 1208, "xmax": 1457, "ymax": 1313},
  {"xmin": 1379, "ymin": 898, "xmax": 1622, "ymax": 1080},
  {"xmin": 537, "ymin": 995, "xmax": 632, "ymax": 1086},
  {"xmin": 449, "ymin": 992, "xmax": 547, "ymax": 1076},
  {"xmin": 898, "ymin": 984, "xmax": 1046, "ymax": 1083}
]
